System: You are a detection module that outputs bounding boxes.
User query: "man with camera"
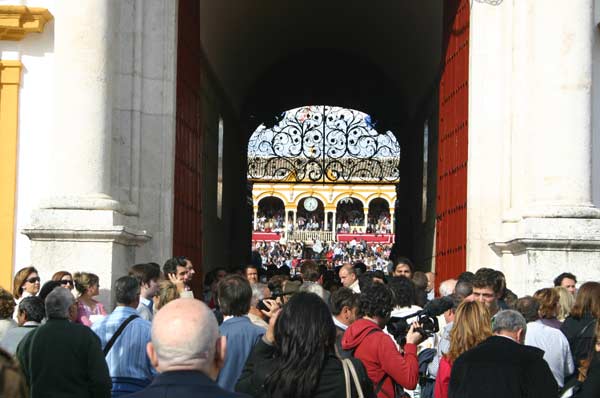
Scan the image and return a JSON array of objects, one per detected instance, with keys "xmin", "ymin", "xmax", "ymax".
[{"xmin": 342, "ymin": 283, "xmax": 423, "ymax": 398}]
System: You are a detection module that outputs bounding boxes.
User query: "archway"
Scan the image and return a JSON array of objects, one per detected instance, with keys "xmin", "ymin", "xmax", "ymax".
[
  {"xmin": 255, "ymin": 196, "xmax": 285, "ymax": 233},
  {"xmin": 335, "ymin": 197, "xmax": 365, "ymax": 233},
  {"xmin": 296, "ymin": 197, "xmax": 325, "ymax": 231},
  {"xmin": 368, "ymin": 198, "xmax": 392, "ymax": 234}
]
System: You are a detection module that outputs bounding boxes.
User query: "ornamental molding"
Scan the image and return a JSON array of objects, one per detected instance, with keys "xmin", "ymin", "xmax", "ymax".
[
  {"xmin": 489, "ymin": 238, "xmax": 600, "ymax": 256},
  {"xmin": 0, "ymin": 60, "xmax": 22, "ymax": 85},
  {"xmin": 22, "ymin": 226, "xmax": 152, "ymax": 247},
  {"xmin": 0, "ymin": 6, "xmax": 53, "ymax": 41}
]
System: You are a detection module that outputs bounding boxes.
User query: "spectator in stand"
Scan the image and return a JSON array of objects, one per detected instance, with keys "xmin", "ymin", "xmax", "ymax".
[
  {"xmin": 152, "ymin": 280, "xmax": 180, "ymax": 312},
  {"xmin": 129, "ymin": 263, "xmax": 161, "ymax": 321},
  {"xmin": 556, "ymin": 286, "xmax": 575, "ymax": 322},
  {"xmin": 342, "ymin": 283, "xmax": 422, "ymax": 398},
  {"xmin": 217, "ymin": 275, "xmax": 264, "ymax": 391},
  {"xmin": 339, "ymin": 264, "xmax": 360, "ymax": 293},
  {"xmin": 1, "ymin": 296, "xmax": 44, "ymax": 355},
  {"xmin": 561, "ymin": 282, "xmax": 600, "ymax": 366},
  {"xmin": 439, "ymin": 279, "xmax": 457, "ymax": 297},
  {"xmin": 533, "ymin": 287, "xmax": 562, "ymax": 329},
  {"xmin": 51, "ymin": 270, "xmax": 74, "ymax": 291},
  {"xmin": 434, "ymin": 301, "xmax": 492, "ymax": 398},
  {"xmin": 12, "ymin": 267, "xmax": 40, "ymax": 320},
  {"xmin": 0, "ymin": 288, "xmax": 16, "ymax": 341},
  {"xmin": 92, "ymin": 276, "xmax": 156, "ymax": 396},
  {"xmin": 330, "ymin": 287, "xmax": 360, "ymax": 358},
  {"xmin": 126, "ymin": 299, "xmax": 245, "ymax": 398},
  {"xmin": 448, "ymin": 310, "xmax": 557, "ymax": 398},
  {"xmin": 74, "ymin": 272, "xmax": 107, "ymax": 327},
  {"xmin": 237, "ymin": 292, "xmax": 374, "ymax": 398},
  {"xmin": 0, "ymin": 347, "xmax": 28, "ymax": 398},
  {"xmin": 515, "ymin": 296, "xmax": 574, "ymax": 388},
  {"xmin": 17, "ymin": 287, "xmax": 111, "ymax": 398},
  {"xmin": 554, "ymin": 272, "xmax": 577, "ymax": 296},
  {"xmin": 392, "ymin": 257, "xmax": 414, "ymax": 278}
]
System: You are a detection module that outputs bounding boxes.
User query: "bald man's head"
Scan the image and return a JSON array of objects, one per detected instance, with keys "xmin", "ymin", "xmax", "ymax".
[{"xmin": 148, "ymin": 299, "xmax": 225, "ymax": 378}]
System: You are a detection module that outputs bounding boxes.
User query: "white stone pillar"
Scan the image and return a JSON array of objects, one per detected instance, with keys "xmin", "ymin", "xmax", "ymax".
[
  {"xmin": 332, "ymin": 211, "xmax": 337, "ymax": 240},
  {"xmin": 253, "ymin": 207, "xmax": 258, "ymax": 231},
  {"xmin": 523, "ymin": 0, "xmax": 597, "ymax": 215},
  {"xmin": 44, "ymin": 0, "xmax": 119, "ymax": 210},
  {"xmin": 363, "ymin": 210, "xmax": 368, "ymax": 229},
  {"xmin": 389, "ymin": 210, "xmax": 395, "ymax": 233}
]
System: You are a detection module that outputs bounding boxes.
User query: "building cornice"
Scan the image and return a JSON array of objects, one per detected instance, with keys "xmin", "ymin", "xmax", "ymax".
[{"xmin": 0, "ymin": 6, "xmax": 53, "ymax": 41}]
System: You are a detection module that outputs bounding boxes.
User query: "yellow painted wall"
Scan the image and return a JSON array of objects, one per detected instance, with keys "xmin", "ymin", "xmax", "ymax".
[{"xmin": 0, "ymin": 60, "xmax": 22, "ymax": 290}]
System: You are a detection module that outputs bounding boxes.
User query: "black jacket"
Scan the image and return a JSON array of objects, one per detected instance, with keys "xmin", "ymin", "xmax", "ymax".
[
  {"xmin": 236, "ymin": 338, "xmax": 375, "ymax": 398},
  {"xmin": 561, "ymin": 314, "xmax": 597, "ymax": 365},
  {"xmin": 575, "ymin": 353, "xmax": 600, "ymax": 398},
  {"xmin": 448, "ymin": 335, "xmax": 558, "ymax": 398},
  {"xmin": 126, "ymin": 370, "xmax": 248, "ymax": 398}
]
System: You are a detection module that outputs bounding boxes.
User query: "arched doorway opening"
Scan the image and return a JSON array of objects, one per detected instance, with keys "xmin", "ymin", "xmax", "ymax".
[
  {"xmin": 296, "ymin": 197, "xmax": 325, "ymax": 231},
  {"xmin": 254, "ymin": 196, "xmax": 285, "ymax": 233},
  {"xmin": 368, "ymin": 198, "xmax": 392, "ymax": 234},
  {"xmin": 335, "ymin": 197, "xmax": 365, "ymax": 233}
]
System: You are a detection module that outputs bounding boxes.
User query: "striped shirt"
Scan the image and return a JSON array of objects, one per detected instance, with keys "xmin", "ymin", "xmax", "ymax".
[{"xmin": 92, "ymin": 306, "xmax": 156, "ymax": 381}]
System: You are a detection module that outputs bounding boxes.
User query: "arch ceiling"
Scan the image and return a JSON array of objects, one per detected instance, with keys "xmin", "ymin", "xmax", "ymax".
[{"xmin": 199, "ymin": 0, "xmax": 443, "ymax": 131}]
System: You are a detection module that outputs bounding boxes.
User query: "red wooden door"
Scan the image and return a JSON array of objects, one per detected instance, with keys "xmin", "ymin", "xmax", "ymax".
[
  {"xmin": 435, "ymin": 0, "xmax": 469, "ymax": 287},
  {"xmin": 174, "ymin": 0, "xmax": 203, "ymax": 293}
]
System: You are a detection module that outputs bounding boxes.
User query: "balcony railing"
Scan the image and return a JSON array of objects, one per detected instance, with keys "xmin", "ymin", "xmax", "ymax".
[{"xmin": 288, "ymin": 230, "xmax": 334, "ymax": 242}]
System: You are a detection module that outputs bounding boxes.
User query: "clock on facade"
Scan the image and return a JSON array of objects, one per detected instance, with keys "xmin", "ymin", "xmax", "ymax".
[{"xmin": 303, "ymin": 197, "xmax": 318, "ymax": 212}]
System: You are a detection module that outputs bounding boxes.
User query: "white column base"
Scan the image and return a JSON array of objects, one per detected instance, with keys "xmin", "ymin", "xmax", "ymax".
[
  {"xmin": 489, "ymin": 213, "xmax": 600, "ymax": 296},
  {"xmin": 22, "ymin": 208, "xmax": 151, "ymax": 308}
]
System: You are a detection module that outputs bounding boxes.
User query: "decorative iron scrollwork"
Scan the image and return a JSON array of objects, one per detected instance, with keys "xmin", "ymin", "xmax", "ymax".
[{"xmin": 248, "ymin": 106, "xmax": 400, "ymax": 183}]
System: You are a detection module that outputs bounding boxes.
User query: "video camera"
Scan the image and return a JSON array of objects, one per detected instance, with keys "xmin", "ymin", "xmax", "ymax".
[{"xmin": 386, "ymin": 296, "xmax": 454, "ymax": 346}]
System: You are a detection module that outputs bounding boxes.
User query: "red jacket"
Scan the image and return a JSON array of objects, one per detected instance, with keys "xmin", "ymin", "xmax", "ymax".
[
  {"xmin": 341, "ymin": 319, "xmax": 419, "ymax": 398},
  {"xmin": 434, "ymin": 356, "xmax": 452, "ymax": 398}
]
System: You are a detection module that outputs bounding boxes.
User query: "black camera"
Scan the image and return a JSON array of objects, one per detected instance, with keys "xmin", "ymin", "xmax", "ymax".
[{"xmin": 386, "ymin": 296, "xmax": 453, "ymax": 346}]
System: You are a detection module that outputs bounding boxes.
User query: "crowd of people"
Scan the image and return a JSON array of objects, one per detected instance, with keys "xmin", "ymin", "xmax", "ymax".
[{"xmin": 0, "ymin": 254, "xmax": 598, "ymax": 398}]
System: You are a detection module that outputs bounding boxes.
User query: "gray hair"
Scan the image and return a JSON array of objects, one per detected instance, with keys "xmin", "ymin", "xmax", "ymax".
[
  {"xmin": 114, "ymin": 276, "xmax": 140, "ymax": 305},
  {"xmin": 454, "ymin": 280, "xmax": 473, "ymax": 299},
  {"xmin": 492, "ymin": 309, "xmax": 527, "ymax": 333},
  {"xmin": 18, "ymin": 296, "xmax": 45, "ymax": 323},
  {"xmin": 439, "ymin": 279, "xmax": 457, "ymax": 297},
  {"xmin": 45, "ymin": 287, "xmax": 75, "ymax": 319},
  {"xmin": 299, "ymin": 281, "xmax": 326, "ymax": 301},
  {"xmin": 251, "ymin": 283, "xmax": 268, "ymax": 307}
]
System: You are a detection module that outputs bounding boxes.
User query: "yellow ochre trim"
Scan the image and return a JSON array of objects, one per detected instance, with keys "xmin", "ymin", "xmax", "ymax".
[
  {"xmin": 0, "ymin": 60, "xmax": 22, "ymax": 290},
  {"xmin": 0, "ymin": 6, "xmax": 53, "ymax": 41}
]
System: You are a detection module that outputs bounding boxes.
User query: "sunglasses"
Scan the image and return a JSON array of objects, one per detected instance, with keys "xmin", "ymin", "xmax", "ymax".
[
  {"xmin": 60, "ymin": 279, "xmax": 73, "ymax": 286},
  {"xmin": 26, "ymin": 277, "xmax": 40, "ymax": 284}
]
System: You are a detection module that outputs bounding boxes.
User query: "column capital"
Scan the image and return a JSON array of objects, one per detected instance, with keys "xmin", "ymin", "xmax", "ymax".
[
  {"xmin": 0, "ymin": 60, "xmax": 22, "ymax": 85},
  {"xmin": 0, "ymin": 6, "xmax": 53, "ymax": 41}
]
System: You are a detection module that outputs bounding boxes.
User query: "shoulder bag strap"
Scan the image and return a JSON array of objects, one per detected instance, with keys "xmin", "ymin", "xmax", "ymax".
[
  {"xmin": 344, "ymin": 358, "xmax": 365, "ymax": 398},
  {"xmin": 342, "ymin": 357, "xmax": 351, "ymax": 398},
  {"xmin": 103, "ymin": 314, "xmax": 139, "ymax": 356}
]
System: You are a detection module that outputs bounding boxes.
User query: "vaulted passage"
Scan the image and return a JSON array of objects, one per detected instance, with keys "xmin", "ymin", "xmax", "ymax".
[{"xmin": 174, "ymin": 0, "xmax": 469, "ymax": 282}]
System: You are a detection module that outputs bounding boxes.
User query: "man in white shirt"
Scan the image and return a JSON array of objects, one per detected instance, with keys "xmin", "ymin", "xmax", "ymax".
[
  {"xmin": 339, "ymin": 264, "xmax": 360, "ymax": 293},
  {"xmin": 516, "ymin": 296, "xmax": 575, "ymax": 387}
]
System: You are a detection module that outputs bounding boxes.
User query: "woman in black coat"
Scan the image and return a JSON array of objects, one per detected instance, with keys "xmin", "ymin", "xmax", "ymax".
[
  {"xmin": 561, "ymin": 282, "xmax": 600, "ymax": 366},
  {"xmin": 236, "ymin": 292, "xmax": 374, "ymax": 398},
  {"xmin": 572, "ymin": 321, "xmax": 600, "ymax": 398}
]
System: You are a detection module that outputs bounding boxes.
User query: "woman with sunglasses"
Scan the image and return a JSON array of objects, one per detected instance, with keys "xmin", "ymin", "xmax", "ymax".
[
  {"xmin": 12, "ymin": 267, "xmax": 41, "ymax": 320},
  {"xmin": 51, "ymin": 271, "xmax": 74, "ymax": 290}
]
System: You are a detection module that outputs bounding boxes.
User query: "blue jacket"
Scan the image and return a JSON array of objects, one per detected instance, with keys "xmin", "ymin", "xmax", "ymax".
[
  {"xmin": 217, "ymin": 316, "xmax": 264, "ymax": 390},
  {"xmin": 124, "ymin": 370, "xmax": 248, "ymax": 398}
]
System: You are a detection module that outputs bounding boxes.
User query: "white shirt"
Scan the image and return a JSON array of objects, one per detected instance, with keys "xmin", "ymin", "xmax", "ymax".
[
  {"xmin": 332, "ymin": 316, "xmax": 348, "ymax": 331},
  {"xmin": 349, "ymin": 279, "xmax": 360, "ymax": 293},
  {"xmin": 524, "ymin": 320, "xmax": 575, "ymax": 387}
]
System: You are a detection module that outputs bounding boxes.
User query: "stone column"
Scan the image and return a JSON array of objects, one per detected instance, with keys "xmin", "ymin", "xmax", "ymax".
[
  {"xmin": 45, "ymin": 0, "xmax": 119, "ymax": 210},
  {"xmin": 253, "ymin": 207, "xmax": 258, "ymax": 231},
  {"xmin": 489, "ymin": 0, "xmax": 600, "ymax": 295},
  {"xmin": 389, "ymin": 210, "xmax": 395, "ymax": 233},
  {"xmin": 332, "ymin": 211, "xmax": 337, "ymax": 240},
  {"xmin": 363, "ymin": 210, "xmax": 369, "ymax": 229}
]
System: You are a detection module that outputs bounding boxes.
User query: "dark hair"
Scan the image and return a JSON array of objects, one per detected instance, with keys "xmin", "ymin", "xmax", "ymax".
[
  {"xmin": 358, "ymin": 272, "xmax": 376, "ymax": 292},
  {"xmin": 515, "ymin": 296, "xmax": 539, "ymax": 323},
  {"xmin": 114, "ymin": 276, "xmax": 141, "ymax": 305},
  {"xmin": 412, "ymin": 271, "xmax": 428, "ymax": 290},
  {"xmin": 447, "ymin": 293, "xmax": 463, "ymax": 312},
  {"xmin": 395, "ymin": 257, "xmax": 414, "ymax": 273},
  {"xmin": 358, "ymin": 283, "xmax": 394, "ymax": 319},
  {"xmin": 163, "ymin": 256, "xmax": 187, "ymax": 276},
  {"xmin": 265, "ymin": 292, "xmax": 336, "ymax": 398},
  {"xmin": 457, "ymin": 271, "xmax": 475, "ymax": 284},
  {"xmin": 18, "ymin": 296, "xmax": 45, "ymax": 323},
  {"xmin": 473, "ymin": 268, "xmax": 501, "ymax": 294},
  {"xmin": 51, "ymin": 271, "xmax": 72, "ymax": 282},
  {"xmin": 534, "ymin": 288, "xmax": 559, "ymax": 319},
  {"xmin": 454, "ymin": 280, "xmax": 473, "ymax": 299},
  {"xmin": 330, "ymin": 287, "xmax": 360, "ymax": 316},
  {"xmin": 388, "ymin": 276, "xmax": 417, "ymax": 308},
  {"xmin": 39, "ymin": 281, "xmax": 62, "ymax": 301},
  {"xmin": 0, "ymin": 347, "xmax": 28, "ymax": 398},
  {"xmin": 353, "ymin": 262, "xmax": 367, "ymax": 277},
  {"xmin": 129, "ymin": 263, "xmax": 161, "ymax": 285},
  {"xmin": 0, "ymin": 288, "xmax": 15, "ymax": 320},
  {"xmin": 217, "ymin": 275, "xmax": 252, "ymax": 316},
  {"xmin": 554, "ymin": 272, "xmax": 577, "ymax": 287},
  {"xmin": 300, "ymin": 260, "xmax": 321, "ymax": 282}
]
